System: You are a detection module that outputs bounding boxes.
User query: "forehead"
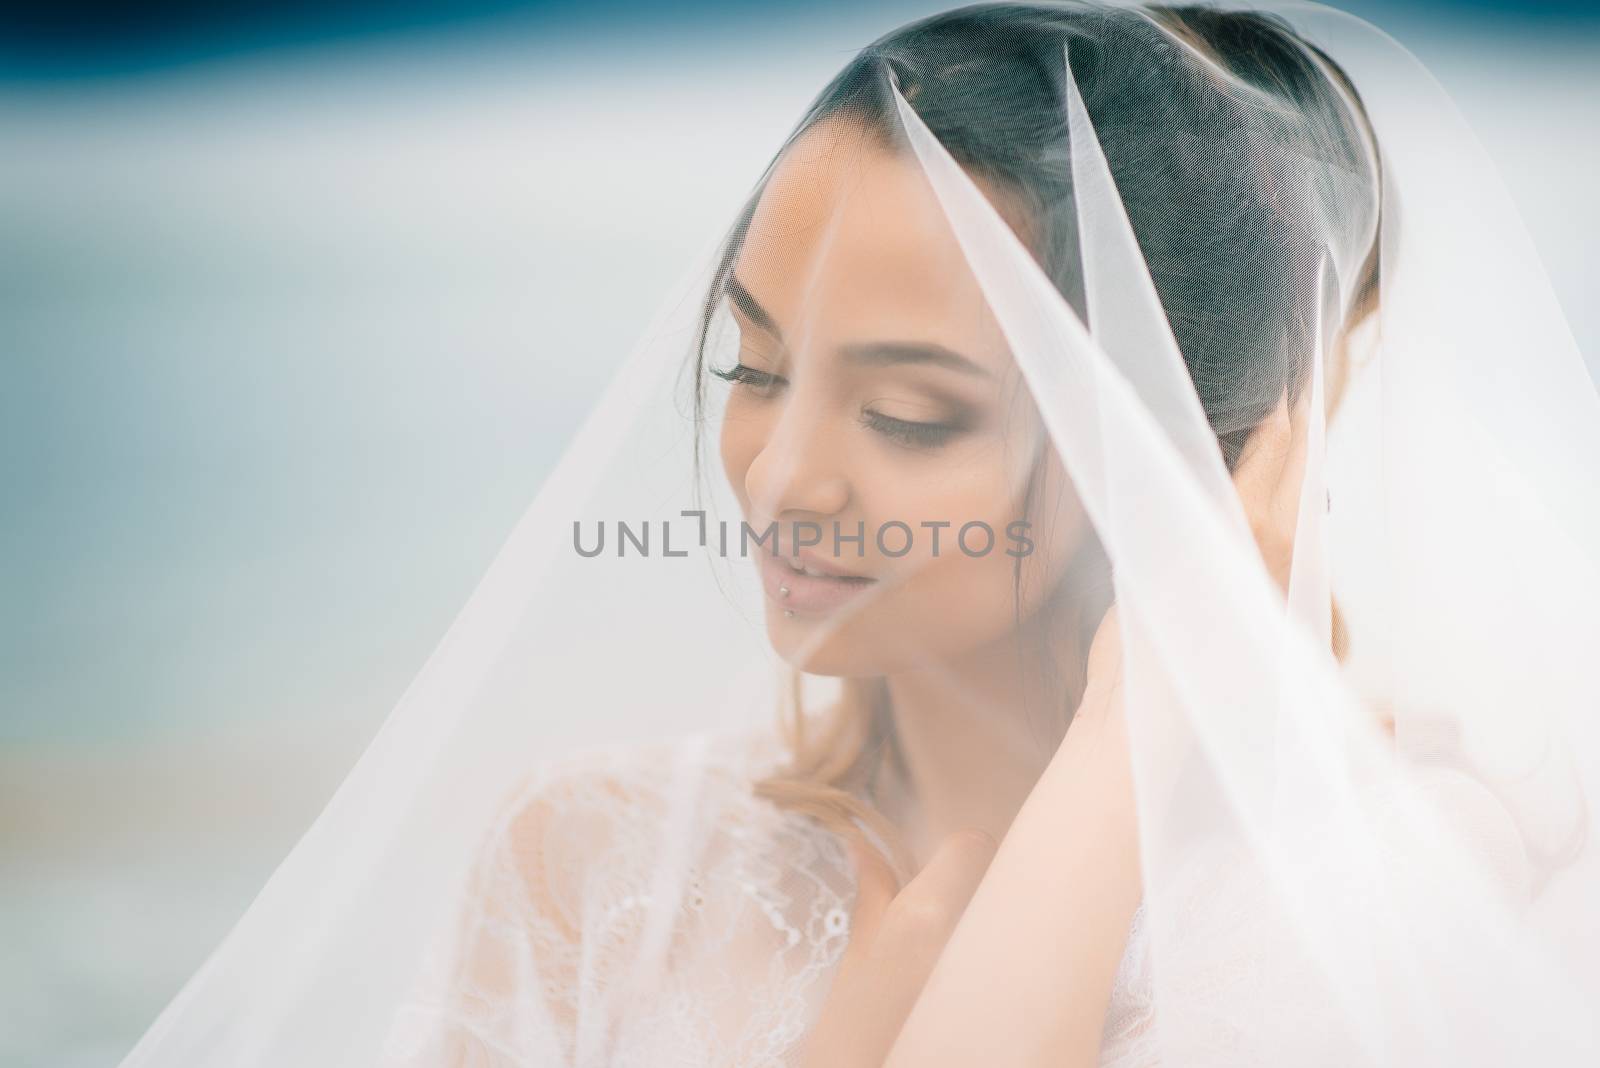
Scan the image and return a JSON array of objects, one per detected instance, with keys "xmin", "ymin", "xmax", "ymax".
[{"xmin": 734, "ymin": 117, "xmax": 1006, "ymax": 362}]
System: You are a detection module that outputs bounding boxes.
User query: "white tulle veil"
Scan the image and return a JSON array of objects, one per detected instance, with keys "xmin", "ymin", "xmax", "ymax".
[{"xmin": 120, "ymin": 2, "xmax": 1600, "ymax": 1065}]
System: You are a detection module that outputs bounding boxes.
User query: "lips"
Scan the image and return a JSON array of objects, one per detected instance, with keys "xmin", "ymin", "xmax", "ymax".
[
  {"xmin": 785, "ymin": 548, "xmax": 870, "ymax": 579},
  {"xmin": 757, "ymin": 549, "xmax": 878, "ymax": 615}
]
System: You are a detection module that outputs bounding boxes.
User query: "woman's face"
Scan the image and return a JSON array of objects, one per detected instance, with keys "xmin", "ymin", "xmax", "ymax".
[{"xmin": 717, "ymin": 117, "xmax": 1086, "ymax": 677}]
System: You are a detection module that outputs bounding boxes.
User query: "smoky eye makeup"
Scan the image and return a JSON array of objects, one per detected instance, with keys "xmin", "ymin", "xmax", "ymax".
[
  {"xmin": 858, "ymin": 385, "xmax": 984, "ymax": 449},
  {"xmin": 859, "ymin": 408, "xmax": 969, "ymax": 448}
]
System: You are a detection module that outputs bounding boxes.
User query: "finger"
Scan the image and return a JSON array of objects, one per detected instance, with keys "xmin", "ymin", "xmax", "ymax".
[
  {"xmin": 854, "ymin": 829, "xmax": 998, "ymax": 1038},
  {"xmin": 886, "ymin": 828, "xmax": 998, "ymax": 948},
  {"xmin": 802, "ymin": 833, "xmax": 989, "ymax": 1068},
  {"xmin": 1232, "ymin": 393, "xmax": 1303, "ymax": 590},
  {"xmin": 846, "ymin": 835, "xmax": 899, "ymax": 947},
  {"xmin": 1233, "ymin": 392, "xmax": 1294, "ymax": 512},
  {"xmin": 1273, "ymin": 386, "xmax": 1315, "ymax": 521}
]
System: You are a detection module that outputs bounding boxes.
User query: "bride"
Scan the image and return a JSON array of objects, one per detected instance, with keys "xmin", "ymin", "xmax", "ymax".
[{"xmin": 122, "ymin": 3, "xmax": 1600, "ymax": 1067}]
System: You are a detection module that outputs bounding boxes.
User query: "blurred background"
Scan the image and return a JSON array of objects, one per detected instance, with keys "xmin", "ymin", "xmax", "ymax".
[{"xmin": 1, "ymin": 1, "xmax": 1595, "ymax": 1063}]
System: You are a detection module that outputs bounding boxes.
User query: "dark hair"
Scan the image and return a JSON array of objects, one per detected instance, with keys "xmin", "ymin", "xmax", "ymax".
[
  {"xmin": 716, "ymin": 2, "xmax": 1383, "ymax": 855},
  {"xmin": 690, "ymin": 0, "xmax": 1380, "ymax": 472}
]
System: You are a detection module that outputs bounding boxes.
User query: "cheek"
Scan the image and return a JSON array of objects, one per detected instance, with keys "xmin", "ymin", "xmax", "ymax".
[
  {"xmin": 718, "ymin": 400, "xmax": 766, "ymax": 509},
  {"xmin": 863, "ymin": 455, "xmax": 1037, "ymax": 631},
  {"xmin": 867, "ymin": 440, "xmax": 1029, "ymax": 558},
  {"xmin": 886, "ymin": 455, "xmax": 1084, "ymax": 635}
]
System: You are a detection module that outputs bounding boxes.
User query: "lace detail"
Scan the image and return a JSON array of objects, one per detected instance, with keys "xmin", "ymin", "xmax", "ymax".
[
  {"xmin": 381, "ymin": 726, "xmax": 1154, "ymax": 1066},
  {"xmin": 1102, "ymin": 903, "xmax": 1158, "ymax": 1068}
]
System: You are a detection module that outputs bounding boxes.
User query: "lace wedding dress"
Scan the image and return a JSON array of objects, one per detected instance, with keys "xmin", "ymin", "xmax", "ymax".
[{"xmin": 380, "ymin": 726, "xmax": 1157, "ymax": 1067}]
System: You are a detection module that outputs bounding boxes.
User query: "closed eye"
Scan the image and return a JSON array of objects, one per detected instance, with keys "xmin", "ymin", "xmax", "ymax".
[
  {"xmin": 861, "ymin": 409, "xmax": 964, "ymax": 448},
  {"xmin": 710, "ymin": 362, "xmax": 788, "ymax": 396}
]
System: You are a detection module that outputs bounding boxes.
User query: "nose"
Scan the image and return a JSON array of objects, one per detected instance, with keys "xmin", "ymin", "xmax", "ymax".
[{"xmin": 743, "ymin": 401, "xmax": 851, "ymax": 523}]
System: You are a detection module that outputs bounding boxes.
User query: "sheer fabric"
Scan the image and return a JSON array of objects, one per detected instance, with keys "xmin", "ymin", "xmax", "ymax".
[
  {"xmin": 378, "ymin": 725, "xmax": 1159, "ymax": 1068},
  {"xmin": 119, "ymin": 3, "xmax": 1600, "ymax": 1066}
]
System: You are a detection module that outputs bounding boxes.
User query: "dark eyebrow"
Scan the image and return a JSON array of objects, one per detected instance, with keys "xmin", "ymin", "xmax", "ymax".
[
  {"xmin": 724, "ymin": 274, "xmax": 783, "ymax": 341},
  {"xmin": 726, "ymin": 272, "xmax": 989, "ymax": 378},
  {"xmin": 841, "ymin": 341, "xmax": 991, "ymax": 378}
]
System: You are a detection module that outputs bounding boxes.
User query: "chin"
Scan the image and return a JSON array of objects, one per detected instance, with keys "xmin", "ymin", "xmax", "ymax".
[
  {"xmin": 764, "ymin": 602, "xmax": 986, "ymax": 678},
  {"xmin": 763, "ymin": 606, "xmax": 887, "ymax": 678}
]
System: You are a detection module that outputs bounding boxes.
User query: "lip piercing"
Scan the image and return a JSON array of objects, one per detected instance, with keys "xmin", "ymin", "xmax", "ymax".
[
  {"xmin": 783, "ymin": 609, "xmax": 795, "ymax": 618},
  {"xmin": 779, "ymin": 584, "xmax": 791, "ymax": 598}
]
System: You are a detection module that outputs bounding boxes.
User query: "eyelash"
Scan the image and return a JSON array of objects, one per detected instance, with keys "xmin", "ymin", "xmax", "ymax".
[
  {"xmin": 711, "ymin": 363, "xmax": 961, "ymax": 449},
  {"xmin": 710, "ymin": 362, "xmax": 786, "ymax": 394},
  {"xmin": 860, "ymin": 409, "xmax": 962, "ymax": 449}
]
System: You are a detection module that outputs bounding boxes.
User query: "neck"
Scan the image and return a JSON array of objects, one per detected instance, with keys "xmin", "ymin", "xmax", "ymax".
[{"xmin": 873, "ymin": 611, "xmax": 1086, "ymax": 871}]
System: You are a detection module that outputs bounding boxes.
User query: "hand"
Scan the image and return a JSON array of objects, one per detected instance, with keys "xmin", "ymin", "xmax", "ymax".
[
  {"xmin": 800, "ymin": 831, "xmax": 998, "ymax": 1068},
  {"xmin": 1231, "ymin": 389, "xmax": 1313, "ymax": 595},
  {"xmin": 882, "ymin": 670, "xmax": 1141, "ymax": 1068},
  {"xmin": 875, "ymin": 396, "xmax": 1317, "ymax": 1068}
]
